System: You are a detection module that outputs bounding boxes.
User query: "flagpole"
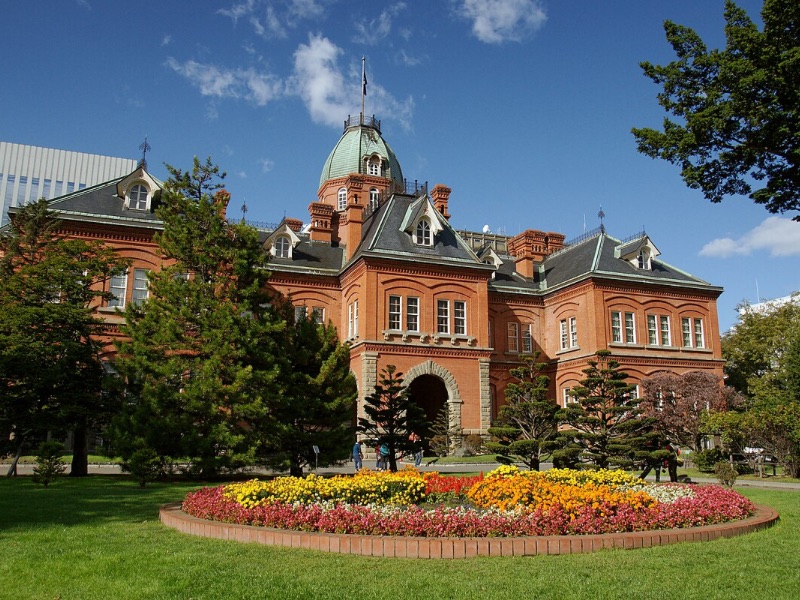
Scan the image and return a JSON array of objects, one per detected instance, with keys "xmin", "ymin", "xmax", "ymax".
[{"xmin": 361, "ymin": 56, "xmax": 366, "ymax": 123}]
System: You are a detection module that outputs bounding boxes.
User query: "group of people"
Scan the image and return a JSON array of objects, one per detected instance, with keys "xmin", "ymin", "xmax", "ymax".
[
  {"xmin": 351, "ymin": 433, "xmax": 423, "ymax": 471},
  {"xmin": 639, "ymin": 442, "xmax": 681, "ymax": 483}
]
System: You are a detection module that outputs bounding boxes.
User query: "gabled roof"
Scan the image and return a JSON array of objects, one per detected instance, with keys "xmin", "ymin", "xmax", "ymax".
[{"xmin": 348, "ymin": 192, "xmax": 492, "ymax": 273}]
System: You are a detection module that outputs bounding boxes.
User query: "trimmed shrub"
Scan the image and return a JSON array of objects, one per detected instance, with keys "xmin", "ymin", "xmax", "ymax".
[
  {"xmin": 463, "ymin": 434, "xmax": 484, "ymax": 456},
  {"xmin": 694, "ymin": 448, "xmax": 726, "ymax": 472},
  {"xmin": 714, "ymin": 461, "xmax": 738, "ymax": 487},
  {"xmin": 32, "ymin": 441, "xmax": 67, "ymax": 487}
]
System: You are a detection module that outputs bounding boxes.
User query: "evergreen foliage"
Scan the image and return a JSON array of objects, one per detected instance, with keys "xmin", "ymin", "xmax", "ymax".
[
  {"xmin": 357, "ymin": 365, "xmax": 429, "ymax": 472},
  {"xmin": 257, "ymin": 297, "xmax": 357, "ymax": 476},
  {"xmin": 485, "ymin": 352, "xmax": 560, "ymax": 470},
  {"xmin": 0, "ymin": 199, "xmax": 126, "ymax": 477},
  {"xmin": 427, "ymin": 404, "xmax": 458, "ymax": 457},
  {"xmin": 554, "ymin": 350, "xmax": 655, "ymax": 469},
  {"xmin": 113, "ymin": 157, "xmax": 281, "ymax": 477},
  {"xmin": 632, "ymin": 0, "xmax": 800, "ymax": 219},
  {"xmin": 32, "ymin": 441, "xmax": 67, "ymax": 487}
]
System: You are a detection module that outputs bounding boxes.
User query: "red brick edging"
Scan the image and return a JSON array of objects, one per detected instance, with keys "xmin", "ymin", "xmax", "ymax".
[{"xmin": 159, "ymin": 503, "xmax": 779, "ymax": 558}]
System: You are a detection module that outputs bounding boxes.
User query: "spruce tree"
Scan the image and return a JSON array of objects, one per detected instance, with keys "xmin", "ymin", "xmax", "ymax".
[
  {"xmin": 357, "ymin": 365, "xmax": 428, "ymax": 472},
  {"xmin": 554, "ymin": 350, "xmax": 654, "ymax": 469},
  {"xmin": 486, "ymin": 352, "xmax": 560, "ymax": 470},
  {"xmin": 114, "ymin": 157, "xmax": 281, "ymax": 477},
  {"xmin": 259, "ymin": 297, "xmax": 357, "ymax": 476}
]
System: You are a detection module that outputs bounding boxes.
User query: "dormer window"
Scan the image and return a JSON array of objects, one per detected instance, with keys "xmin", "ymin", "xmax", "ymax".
[
  {"xmin": 367, "ymin": 156, "xmax": 381, "ymax": 176},
  {"xmin": 129, "ymin": 183, "xmax": 149, "ymax": 211},
  {"xmin": 337, "ymin": 187, "xmax": 347, "ymax": 211},
  {"xmin": 415, "ymin": 218, "xmax": 432, "ymax": 246},
  {"xmin": 274, "ymin": 236, "xmax": 291, "ymax": 258},
  {"xmin": 638, "ymin": 248, "xmax": 651, "ymax": 270}
]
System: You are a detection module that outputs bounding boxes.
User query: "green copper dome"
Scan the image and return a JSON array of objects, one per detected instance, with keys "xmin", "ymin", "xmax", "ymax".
[{"xmin": 319, "ymin": 116, "xmax": 404, "ymax": 189}]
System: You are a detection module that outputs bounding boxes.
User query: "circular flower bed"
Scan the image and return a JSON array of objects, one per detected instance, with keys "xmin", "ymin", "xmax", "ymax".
[{"xmin": 181, "ymin": 466, "xmax": 755, "ymax": 538}]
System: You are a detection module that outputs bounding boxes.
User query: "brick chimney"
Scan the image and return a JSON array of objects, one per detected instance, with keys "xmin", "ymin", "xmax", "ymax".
[
  {"xmin": 431, "ymin": 184, "xmax": 451, "ymax": 220},
  {"xmin": 344, "ymin": 193, "xmax": 364, "ymax": 260},
  {"xmin": 213, "ymin": 189, "xmax": 231, "ymax": 219},
  {"xmin": 308, "ymin": 202, "xmax": 334, "ymax": 243},
  {"xmin": 284, "ymin": 218, "xmax": 304, "ymax": 233},
  {"xmin": 508, "ymin": 229, "xmax": 564, "ymax": 278}
]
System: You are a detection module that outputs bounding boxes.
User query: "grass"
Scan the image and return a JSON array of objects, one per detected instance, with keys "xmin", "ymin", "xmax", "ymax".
[{"xmin": 1, "ymin": 476, "xmax": 798, "ymax": 599}]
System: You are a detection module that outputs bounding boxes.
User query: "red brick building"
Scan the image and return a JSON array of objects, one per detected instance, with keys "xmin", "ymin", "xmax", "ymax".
[{"xmin": 11, "ymin": 114, "xmax": 724, "ymax": 442}]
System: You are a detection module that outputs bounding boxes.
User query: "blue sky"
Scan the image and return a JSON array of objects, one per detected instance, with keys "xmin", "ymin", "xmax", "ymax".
[{"xmin": 2, "ymin": 0, "xmax": 798, "ymax": 331}]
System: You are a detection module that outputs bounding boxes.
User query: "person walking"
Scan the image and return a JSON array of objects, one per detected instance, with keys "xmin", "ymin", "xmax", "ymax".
[
  {"xmin": 665, "ymin": 443, "xmax": 680, "ymax": 482},
  {"xmin": 374, "ymin": 443, "xmax": 383, "ymax": 470},
  {"xmin": 352, "ymin": 440, "xmax": 364, "ymax": 472},
  {"xmin": 409, "ymin": 432, "xmax": 423, "ymax": 467}
]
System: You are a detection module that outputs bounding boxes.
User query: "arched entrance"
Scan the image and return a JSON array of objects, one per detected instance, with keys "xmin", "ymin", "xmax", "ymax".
[{"xmin": 407, "ymin": 374, "xmax": 448, "ymax": 435}]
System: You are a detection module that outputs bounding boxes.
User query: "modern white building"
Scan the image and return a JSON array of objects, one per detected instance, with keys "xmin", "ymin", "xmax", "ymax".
[{"xmin": 0, "ymin": 142, "xmax": 137, "ymax": 225}]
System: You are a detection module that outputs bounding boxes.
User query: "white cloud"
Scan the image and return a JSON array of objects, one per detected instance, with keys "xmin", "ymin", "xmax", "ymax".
[
  {"xmin": 161, "ymin": 34, "xmax": 172, "ymax": 47},
  {"xmin": 218, "ymin": 0, "xmax": 325, "ymax": 39},
  {"xmin": 259, "ymin": 158, "xmax": 275, "ymax": 173},
  {"xmin": 354, "ymin": 3, "xmax": 406, "ymax": 45},
  {"xmin": 165, "ymin": 58, "xmax": 283, "ymax": 106},
  {"xmin": 459, "ymin": 0, "xmax": 547, "ymax": 44},
  {"xmin": 290, "ymin": 34, "xmax": 414, "ymax": 129},
  {"xmin": 700, "ymin": 216, "xmax": 800, "ymax": 258}
]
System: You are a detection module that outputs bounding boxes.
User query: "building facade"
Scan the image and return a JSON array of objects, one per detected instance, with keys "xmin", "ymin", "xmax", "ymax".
[
  {"xmin": 0, "ymin": 142, "xmax": 136, "ymax": 225},
  {"xmin": 6, "ymin": 115, "xmax": 725, "ymax": 440}
]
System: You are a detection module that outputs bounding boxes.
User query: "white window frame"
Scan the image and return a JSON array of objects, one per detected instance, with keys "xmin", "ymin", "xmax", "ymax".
[
  {"xmin": 693, "ymin": 318, "xmax": 705, "ymax": 348},
  {"xmin": 437, "ymin": 300, "xmax": 450, "ymax": 334},
  {"xmin": 647, "ymin": 314, "xmax": 658, "ymax": 345},
  {"xmin": 337, "ymin": 187, "xmax": 347, "ymax": 211},
  {"xmin": 274, "ymin": 236, "xmax": 291, "ymax": 258},
  {"xmin": 611, "ymin": 311, "xmax": 622, "ymax": 343},
  {"xmin": 108, "ymin": 269, "xmax": 128, "ymax": 308},
  {"xmin": 562, "ymin": 387, "xmax": 573, "ymax": 408},
  {"xmin": 132, "ymin": 268, "xmax": 149, "ymax": 305},
  {"xmin": 625, "ymin": 312, "xmax": 636, "ymax": 344},
  {"xmin": 560, "ymin": 319, "xmax": 568, "ymax": 350},
  {"xmin": 521, "ymin": 322, "xmax": 532, "ymax": 353},
  {"xmin": 129, "ymin": 183, "xmax": 149, "ymax": 211},
  {"xmin": 415, "ymin": 218, "xmax": 432, "ymax": 246},
  {"xmin": 406, "ymin": 297, "xmax": 419, "ymax": 332},
  {"xmin": 369, "ymin": 187, "xmax": 379, "ymax": 209},
  {"xmin": 368, "ymin": 157, "xmax": 380, "ymax": 176},
  {"xmin": 660, "ymin": 315, "xmax": 671, "ymax": 346},
  {"xmin": 682, "ymin": 317, "xmax": 692, "ymax": 347},
  {"xmin": 388, "ymin": 295, "xmax": 401, "ymax": 330},
  {"xmin": 294, "ymin": 306, "xmax": 306, "ymax": 323},
  {"xmin": 507, "ymin": 322, "xmax": 519, "ymax": 353},
  {"xmin": 311, "ymin": 306, "xmax": 324, "ymax": 325},
  {"xmin": 569, "ymin": 316, "xmax": 578, "ymax": 348},
  {"xmin": 454, "ymin": 301, "xmax": 467, "ymax": 336}
]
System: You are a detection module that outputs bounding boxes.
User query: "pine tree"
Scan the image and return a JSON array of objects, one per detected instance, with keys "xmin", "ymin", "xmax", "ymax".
[
  {"xmin": 0, "ymin": 199, "xmax": 126, "ymax": 477},
  {"xmin": 113, "ymin": 158, "xmax": 281, "ymax": 477},
  {"xmin": 357, "ymin": 365, "xmax": 428, "ymax": 472},
  {"xmin": 485, "ymin": 352, "xmax": 560, "ymax": 470},
  {"xmin": 259, "ymin": 297, "xmax": 357, "ymax": 476},
  {"xmin": 554, "ymin": 350, "xmax": 654, "ymax": 469}
]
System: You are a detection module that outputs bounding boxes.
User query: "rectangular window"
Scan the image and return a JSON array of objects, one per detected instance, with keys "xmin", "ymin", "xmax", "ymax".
[
  {"xmin": 348, "ymin": 300, "xmax": 359, "ymax": 338},
  {"xmin": 4, "ymin": 174, "xmax": 15, "ymax": 207},
  {"xmin": 507, "ymin": 322, "xmax": 519, "ymax": 353},
  {"xmin": 569, "ymin": 317, "xmax": 578, "ymax": 347},
  {"xmin": 693, "ymin": 318, "xmax": 705, "ymax": 348},
  {"xmin": 647, "ymin": 315, "xmax": 657, "ymax": 345},
  {"xmin": 311, "ymin": 306, "xmax": 324, "ymax": 324},
  {"xmin": 66, "ymin": 181, "xmax": 75, "ymax": 194},
  {"xmin": 31, "ymin": 177, "xmax": 40, "ymax": 200},
  {"xmin": 560, "ymin": 319, "xmax": 568, "ymax": 350},
  {"xmin": 521, "ymin": 322, "xmax": 533, "ymax": 353},
  {"xmin": 131, "ymin": 268, "xmax": 149, "ymax": 305},
  {"xmin": 682, "ymin": 318, "xmax": 692, "ymax": 347},
  {"xmin": 660, "ymin": 315, "xmax": 671, "ymax": 346},
  {"xmin": 454, "ymin": 301, "xmax": 466, "ymax": 335},
  {"xmin": 56, "ymin": 180, "xmax": 64, "ymax": 195},
  {"xmin": 42, "ymin": 178, "xmax": 52, "ymax": 199},
  {"xmin": 406, "ymin": 297, "xmax": 419, "ymax": 332},
  {"xmin": 625, "ymin": 312, "xmax": 636, "ymax": 343},
  {"xmin": 562, "ymin": 387, "xmax": 573, "ymax": 408},
  {"xmin": 294, "ymin": 306, "xmax": 306, "ymax": 323},
  {"xmin": 437, "ymin": 300, "xmax": 450, "ymax": 334},
  {"xmin": 108, "ymin": 270, "xmax": 128, "ymax": 307},
  {"xmin": 611, "ymin": 311, "xmax": 622, "ymax": 343},
  {"xmin": 388, "ymin": 295, "xmax": 401, "ymax": 330}
]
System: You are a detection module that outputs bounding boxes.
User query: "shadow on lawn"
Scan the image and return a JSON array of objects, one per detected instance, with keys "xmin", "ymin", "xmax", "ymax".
[{"xmin": 0, "ymin": 475, "xmax": 202, "ymax": 531}]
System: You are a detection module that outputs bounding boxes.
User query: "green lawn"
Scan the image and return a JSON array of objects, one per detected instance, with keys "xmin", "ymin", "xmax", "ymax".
[{"xmin": 1, "ymin": 476, "xmax": 798, "ymax": 600}]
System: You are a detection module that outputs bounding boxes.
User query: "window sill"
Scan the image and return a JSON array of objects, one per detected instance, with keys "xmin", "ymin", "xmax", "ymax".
[
  {"xmin": 556, "ymin": 345, "xmax": 580, "ymax": 355},
  {"xmin": 644, "ymin": 344, "xmax": 681, "ymax": 352},
  {"xmin": 97, "ymin": 306, "xmax": 123, "ymax": 314},
  {"xmin": 608, "ymin": 342, "xmax": 644, "ymax": 349},
  {"xmin": 381, "ymin": 330, "xmax": 476, "ymax": 346}
]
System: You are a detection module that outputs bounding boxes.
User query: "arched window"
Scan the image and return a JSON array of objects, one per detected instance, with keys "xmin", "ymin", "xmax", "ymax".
[
  {"xmin": 368, "ymin": 157, "xmax": 380, "ymax": 176},
  {"xmin": 415, "ymin": 218, "xmax": 432, "ymax": 246},
  {"xmin": 274, "ymin": 236, "xmax": 291, "ymax": 258},
  {"xmin": 337, "ymin": 187, "xmax": 347, "ymax": 211},
  {"xmin": 369, "ymin": 187, "xmax": 379, "ymax": 209},
  {"xmin": 129, "ymin": 184, "xmax": 148, "ymax": 210}
]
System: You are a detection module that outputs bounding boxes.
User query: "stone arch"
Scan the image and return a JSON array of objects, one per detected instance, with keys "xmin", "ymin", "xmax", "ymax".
[{"xmin": 403, "ymin": 360, "xmax": 462, "ymax": 432}]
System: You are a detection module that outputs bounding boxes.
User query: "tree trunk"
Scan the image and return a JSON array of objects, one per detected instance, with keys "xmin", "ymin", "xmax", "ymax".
[
  {"xmin": 69, "ymin": 424, "xmax": 89, "ymax": 477},
  {"xmin": 5, "ymin": 439, "xmax": 24, "ymax": 477}
]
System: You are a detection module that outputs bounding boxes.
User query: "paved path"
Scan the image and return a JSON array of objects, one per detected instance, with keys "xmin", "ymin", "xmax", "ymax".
[{"xmin": 4, "ymin": 460, "xmax": 799, "ymax": 491}]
